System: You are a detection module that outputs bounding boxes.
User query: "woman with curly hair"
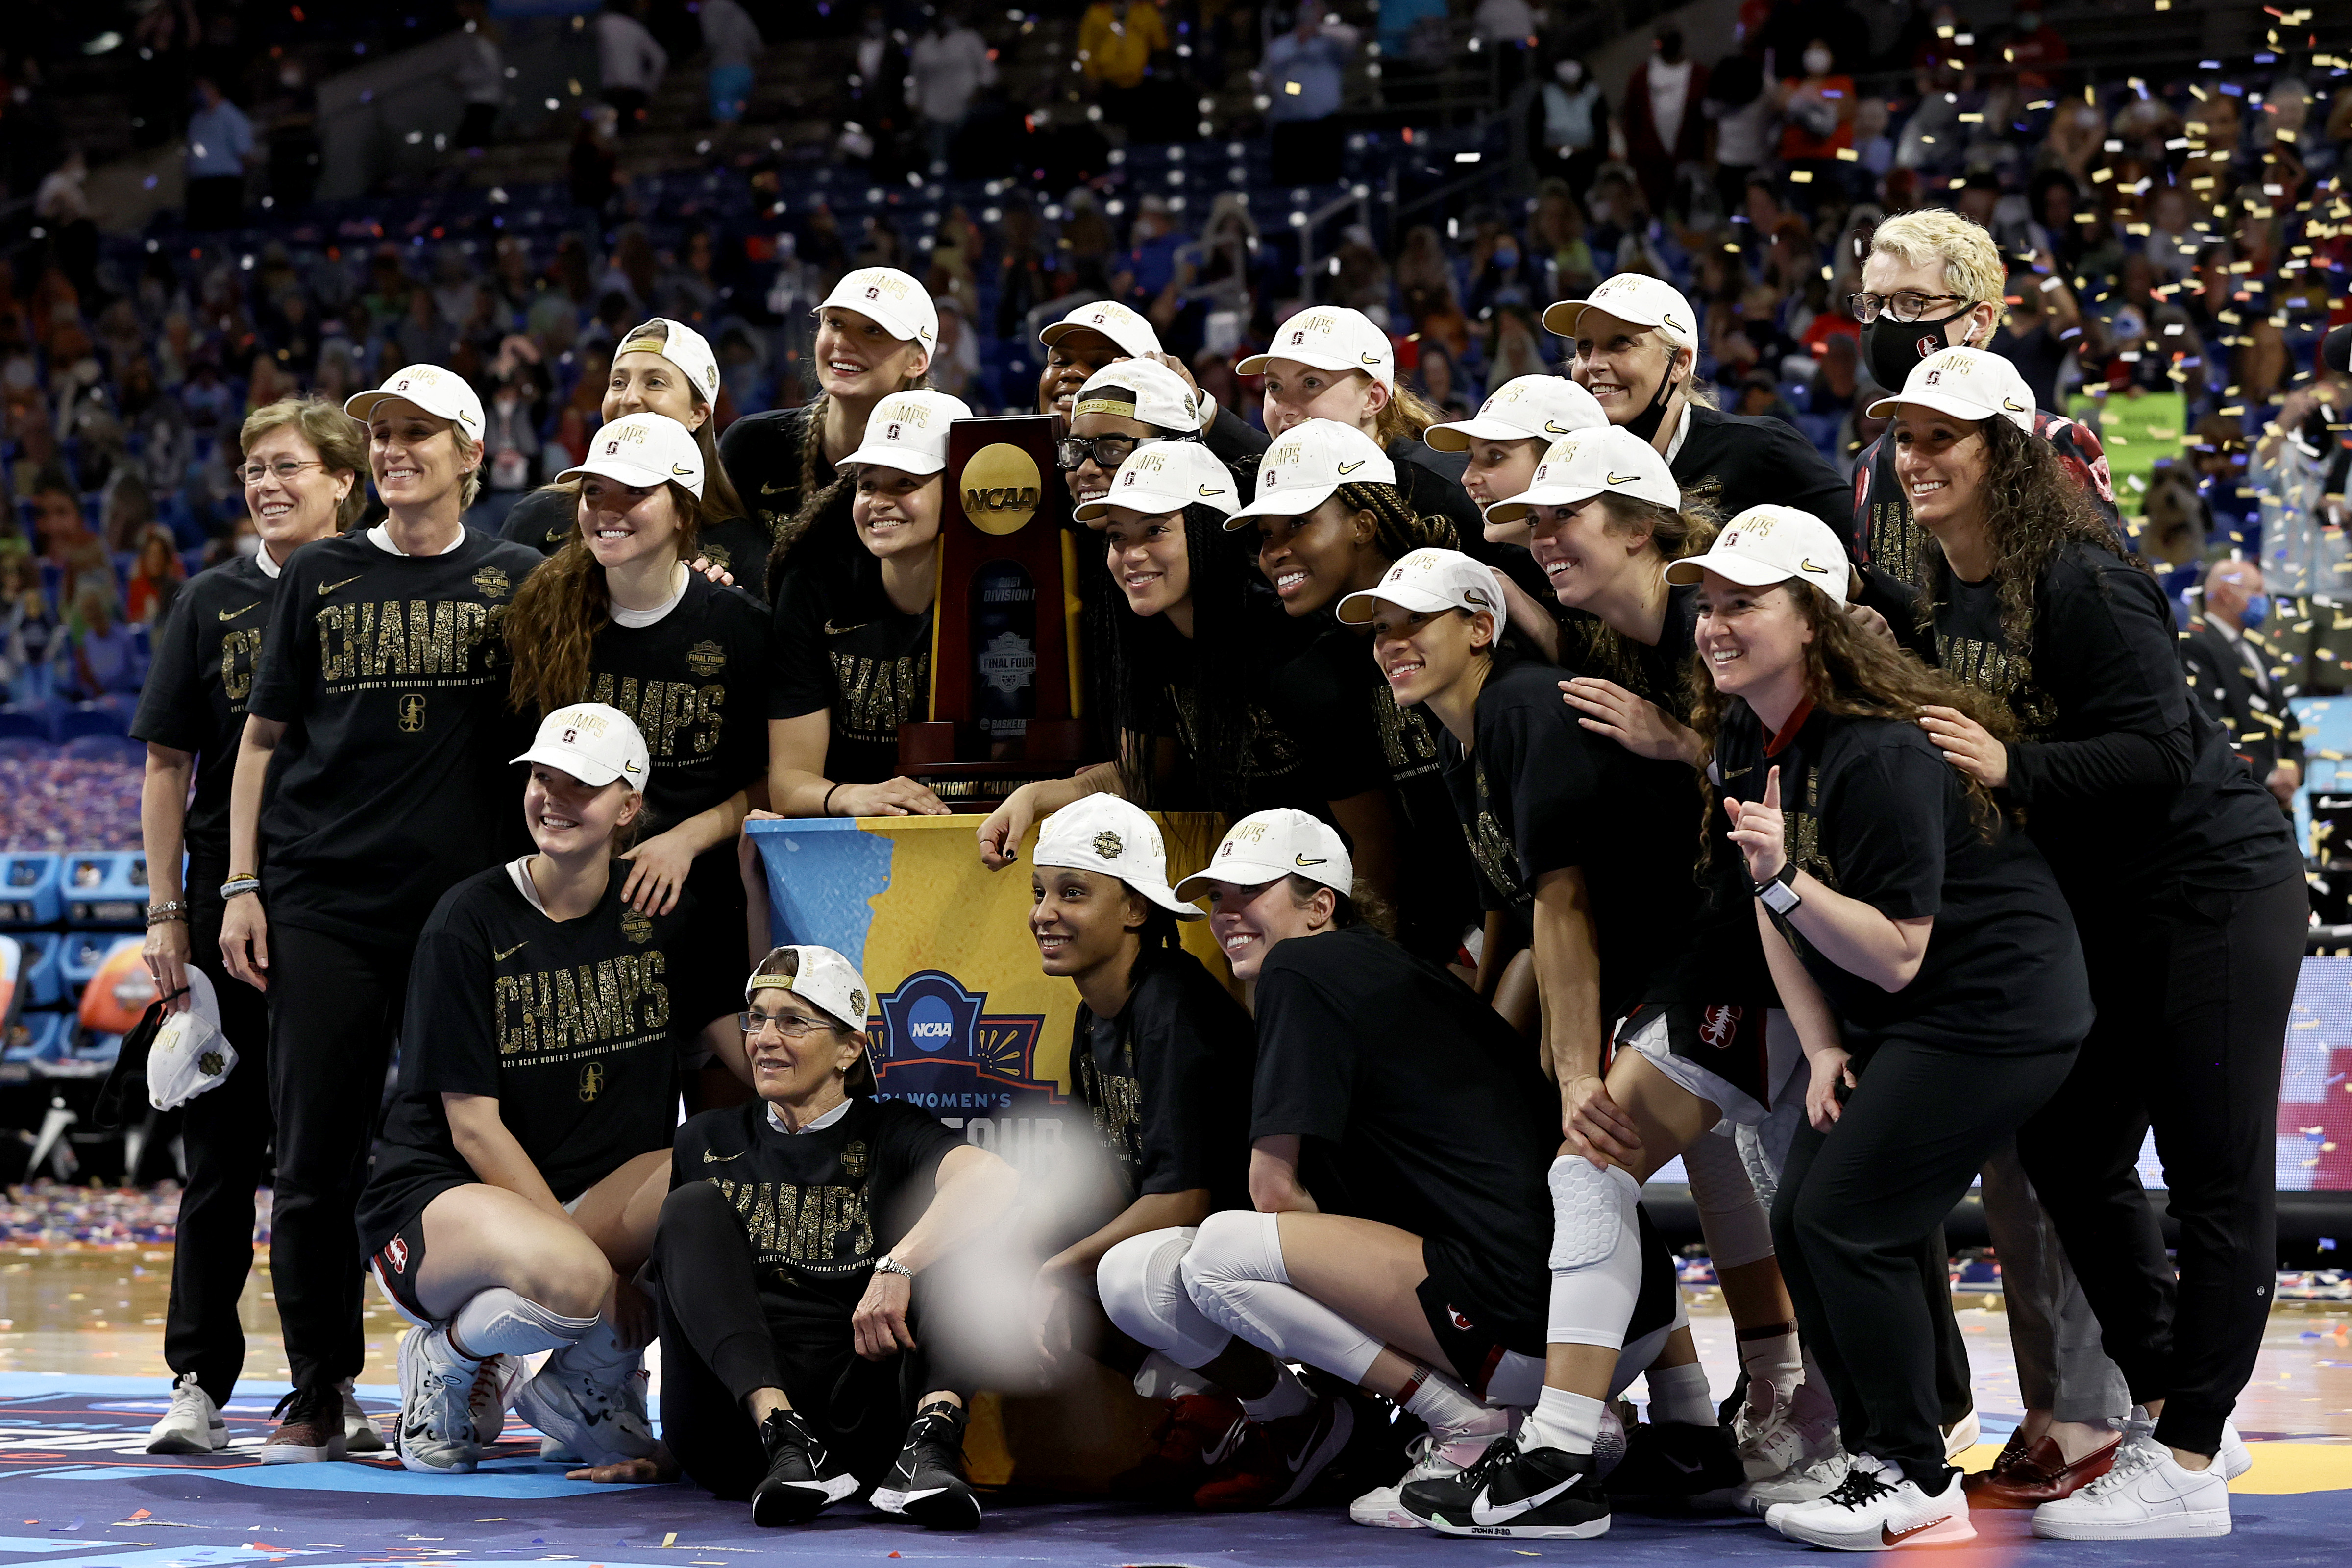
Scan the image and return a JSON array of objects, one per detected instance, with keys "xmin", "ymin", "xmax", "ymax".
[
  {"xmin": 1668, "ymin": 506, "xmax": 2091, "ymax": 1552},
  {"xmin": 1875, "ymin": 348, "xmax": 2299, "ymax": 1541}
]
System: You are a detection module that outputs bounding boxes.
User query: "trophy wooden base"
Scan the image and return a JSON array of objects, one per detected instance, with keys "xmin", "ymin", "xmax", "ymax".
[{"xmin": 898, "ymin": 719, "xmax": 1098, "ymax": 810}]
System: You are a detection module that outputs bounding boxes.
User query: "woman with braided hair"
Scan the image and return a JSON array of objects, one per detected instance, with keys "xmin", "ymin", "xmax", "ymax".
[{"xmin": 718, "ymin": 268, "xmax": 935, "ymax": 601}]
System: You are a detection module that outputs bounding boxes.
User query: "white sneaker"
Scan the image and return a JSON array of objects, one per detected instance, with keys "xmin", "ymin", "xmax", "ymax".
[
  {"xmin": 2217, "ymin": 1419, "xmax": 2252, "ymax": 1481},
  {"xmin": 1772, "ymin": 1455, "xmax": 1975, "ymax": 1550},
  {"xmin": 147, "ymin": 1373, "xmax": 227, "ymax": 1454},
  {"xmin": 1940, "ymin": 1406, "xmax": 1978, "ymax": 1460},
  {"xmin": 1736, "ymin": 1376, "xmax": 1841, "ymax": 1481},
  {"xmin": 338, "ymin": 1378, "xmax": 385, "ymax": 1453},
  {"xmin": 1741, "ymin": 1448, "xmax": 1850, "ymax": 1517},
  {"xmin": 469, "ymin": 1353, "xmax": 524, "ymax": 1448},
  {"xmin": 2032, "ymin": 1426, "xmax": 2230, "ymax": 1540},
  {"xmin": 513, "ymin": 1355, "xmax": 656, "ymax": 1470},
  {"xmin": 396, "ymin": 1324, "xmax": 485, "ymax": 1474},
  {"xmin": 1350, "ymin": 1410, "xmax": 1513, "ymax": 1529}
]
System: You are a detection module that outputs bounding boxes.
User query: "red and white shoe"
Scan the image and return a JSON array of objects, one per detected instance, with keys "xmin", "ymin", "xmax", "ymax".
[{"xmin": 1769, "ymin": 1454, "xmax": 1975, "ymax": 1550}]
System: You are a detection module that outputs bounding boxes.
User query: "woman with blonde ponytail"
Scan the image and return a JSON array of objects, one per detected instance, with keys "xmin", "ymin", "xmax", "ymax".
[{"xmin": 503, "ymin": 412, "xmax": 770, "ymax": 1101}]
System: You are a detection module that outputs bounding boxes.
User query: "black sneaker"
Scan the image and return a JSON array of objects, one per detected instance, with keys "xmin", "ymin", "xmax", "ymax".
[
  {"xmin": 749, "ymin": 1408, "xmax": 859, "ymax": 1526},
  {"xmin": 870, "ymin": 1400, "xmax": 981, "ymax": 1529},
  {"xmin": 1403, "ymin": 1433, "xmax": 1613, "ymax": 1539},
  {"xmin": 1606, "ymin": 1418, "xmax": 1744, "ymax": 1500}
]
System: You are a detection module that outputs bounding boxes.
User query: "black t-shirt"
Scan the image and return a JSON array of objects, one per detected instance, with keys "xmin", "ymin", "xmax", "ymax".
[
  {"xmin": 1715, "ymin": 703, "xmax": 2092, "ymax": 1058},
  {"xmin": 722, "ymin": 404, "xmax": 864, "ymax": 600},
  {"xmin": 503, "ymin": 487, "xmax": 776, "ymax": 604},
  {"xmin": 1670, "ymin": 405, "xmax": 1853, "ymax": 546},
  {"xmin": 1270, "ymin": 619, "xmax": 1482, "ymax": 963},
  {"xmin": 1440, "ymin": 658, "xmax": 1699, "ymax": 1020},
  {"xmin": 1249, "ymin": 926, "xmax": 1558, "ymax": 1325},
  {"xmin": 765, "ymin": 550, "xmax": 932, "ymax": 786},
  {"xmin": 359, "ymin": 863, "xmax": 704, "ymax": 1243},
  {"xmin": 581, "ymin": 574, "xmax": 771, "ymax": 833},
  {"xmin": 668, "ymin": 1096, "xmax": 964, "ymax": 1330},
  {"xmin": 1072, "ymin": 947, "xmax": 1255, "ymax": 1212},
  {"xmin": 1931, "ymin": 543, "xmax": 2301, "ymax": 899},
  {"xmin": 129, "ymin": 553, "xmax": 281, "ymax": 887},
  {"xmin": 245, "ymin": 528, "xmax": 545, "ymax": 943}
]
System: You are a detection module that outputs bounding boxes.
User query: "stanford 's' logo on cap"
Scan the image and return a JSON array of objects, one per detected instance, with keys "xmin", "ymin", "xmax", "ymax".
[
  {"xmin": 865, "ymin": 286, "xmax": 881, "ymax": 300},
  {"xmin": 562, "ymin": 728, "xmax": 578, "ymax": 743},
  {"xmin": 1290, "ymin": 330, "xmax": 1306, "ymax": 345},
  {"xmin": 604, "ymin": 439, "xmax": 620, "ymax": 454},
  {"xmin": 886, "ymin": 423, "xmax": 902, "ymax": 440}
]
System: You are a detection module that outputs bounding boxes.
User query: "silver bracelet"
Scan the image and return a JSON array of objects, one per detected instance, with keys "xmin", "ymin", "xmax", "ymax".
[
  {"xmin": 145, "ymin": 901, "xmax": 189, "ymax": 926},
  {"xmin": 873, "ymin": 1254, "xmax": 914, "ymax": 1280}
]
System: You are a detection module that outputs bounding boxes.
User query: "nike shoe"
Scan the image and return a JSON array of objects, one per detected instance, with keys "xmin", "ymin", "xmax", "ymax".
[
  {"xmin": 1770, "ymin": 1455, "xmax": 1976, "ymax": 1549},
  {"xmin": 1192, "ymin": 1392, "xmax": 1355, "ymax": 1511},
  {"xmin": 1605, "ymin": 1417, "xmax": 1744, "ymax": 1500},
  {"xmin": 470, "ymin": 1353, "xmax": 524, "ymax": 1448},
  {"xmin": 338, "ymin": 1378, "xmax": 386, "ymax": 1453},
  {"xmin": 261, "ymin": 1382, "xmax": 347, "ymax": 1464},
  {"xmin": 1402, "ymin": 1433, "xmax": 1613, "ymax": 1540},
  {"xmin": 1739, "ymin": 1448, "xmax": 1851, "ymax": 1516},
  {"xmin": 395, "ymin": 1323, "xmax": 482, "ymax": 1474},
  {"xmin": 514, "ymin": 1356, "xmax": 657, "ymax": 1469},
  {"xmin": 1941, "ymin": 1405, "xmax": 1978, "ymax": 1460},
  {"xmin": 1112, "ymin": 1391, "xmax": 1249, "ymax": 1501},
  {"xmin": 1734, "ymin": 1376, "xmax": 1839, "ymax": 1482},
  {"xmin": 749, "ymin": 1407, "xmax": 861, "ymax": 1526},
  {"xmin": 2031, "ymin": 1424, "xmax": 2231, "ymax": 1540},
  {"xmin": 2217, "ymin": 1419, "xmax": 2252, "ymax": 1481},
  {"xmin": 147, "ymin": 1373, "xmax": 226, "ymax": 1454},
  {"xmin": 1349, "ymin": 1409, "xmax": 1511, "ymax": 1529},
  {"xmin": 870, "ymin": 1400, "xmax": 982, "ymax": 1529}
]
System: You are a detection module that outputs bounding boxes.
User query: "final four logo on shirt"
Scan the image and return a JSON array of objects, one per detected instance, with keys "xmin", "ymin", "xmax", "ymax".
[
  {"xmin": 871, "ymin": 970, "xmax": 1060, "ymax": 1112},
  {"xmin": 473, "ymin": 565, "xmax": 512, "ymax": 600},
  {"xmin": 621, "ymin": 908, "xmax": 653, "ymax": 945},
  {"xmin": 840, "ymin": 1139, "xmax": 869, "ymax": 1179},
  {"xmin": 686, "ymin": 639, "xmax": 727, "ymax": 678}
]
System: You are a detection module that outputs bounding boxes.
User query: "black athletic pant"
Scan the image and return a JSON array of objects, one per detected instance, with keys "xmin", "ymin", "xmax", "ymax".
[
  {"xmin": 163, "ymin": 892, "xmax": 276, "ymax": 1406},
  {"xmin": 1776, "ymin": 1042, "xmax": 2076, "ymax": 1487},
  {"xmin": 650, "ymin": 1181, "xmax": 944, "ymax": 1499},
  {"xmin": 264, "ymin": 922, "xmax": 408, "ymax": 1391},
  {"xmin": 2017, "ymin": 873, "xmax": 2305, "ymax": 1457}
]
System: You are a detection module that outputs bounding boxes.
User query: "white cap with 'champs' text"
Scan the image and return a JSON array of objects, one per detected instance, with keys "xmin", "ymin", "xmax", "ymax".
[
  {"xmin": 1174, "ymin": 808, "xmax": 1355, "ymax": 903},
  {"xmin": 836, "ymin": 389, "xmax": 974, "ymax": 475},
  {"xmin": 346, "ymin": 363, "xmax": 486, "ymax": 441},
  {"xmin": 1542, "ymin": 274, "xmax": 1699, "ymax": 352},
  {"xmin": 510, "ymin": 702, "xmax": 652, "ymax": 792},
  {"xmin": 1864, "ymin": 346, "xmax": 2038, "ymax": 432},
  {"xmin": 1335, "ymin": 546, "xmax": 1509, "ymax": 627},
  {"xmin": 1424, "ymin": 375, "xmax": 1611, "ymax": 452},
  {"xmin": 1074, "ymin": 441, "xmax": 1239, "ymax": 521},
  {"xmin": 1484, "ymin": 424, "xmax": 1681, "ymax": 522},
  {"xmin": 1664, "ymin": 504, "xmax": 1852, "ymax": 607},
  {"xmin": 819, "ymin": 266, "xmax": 940, "ymax": 354},
  {"xmin": 1034, "ymin": 795, "xmax": 1205, "ymax": 918},
  {"xmin": 1236, "ymin": 304, "xmax": 1396, "ymax": 387},
  {"xmin": 1040, "ymin": 300, "xmax": 1164, "ymax": 360},
  {"xmin": 556, "ymin": 411, "xmax": 707, "ymax": 497},
  {"xmin": 1224, "ymin": 418, "xmax": 1397, "ymax": 528}
]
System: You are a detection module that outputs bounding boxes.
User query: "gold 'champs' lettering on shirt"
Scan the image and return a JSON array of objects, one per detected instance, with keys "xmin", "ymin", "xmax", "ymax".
[
  {"xmin": 711, "ymin": 1177, "xmax": 876, "ymax": 1274},
  {"xmin": 495, "ymin": 952, "xmax": 670, "ymax": 1056},
  {"xmin": 587, "ymin": 674, "xmax": 727, "ymax": 760},
  {"xmin": 1371, "ymin": 681, "xmax": 1441, "ymax": 778},
  {"xmin": 1167, "ymin": 688, "xmax": 1303, "ymax": 789},
  {"xmin": 1777, "ymin": 761, "xmax": 1838, "ymax": 890},
  {"xmin": 1076, "ymin": 1050, "xmax": 1145, "ymax": 1178},
  {"xmin": 1464, "ymin": 760, "xmax": 1529, "ymax": 913},
  {"xmin": 218, "ymin": 627, "xmax": 265, "ymax": 709},
  {"xmin": 1934, "ymin": 631, "xmax": 2058, "ymax": 739},
  {"xmin": 1869, "ymin": 499, "xmax": 1923, "ymax": 586},
  {"xmin": 830, "ymin": 646, "xmax": 930, "ymax": 744},
  {"xmin": 315, "ymin": 599, "xmax": 498, "ymax": 688}
]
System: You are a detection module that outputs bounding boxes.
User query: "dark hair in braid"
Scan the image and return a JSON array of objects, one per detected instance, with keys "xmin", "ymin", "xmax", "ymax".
[
  {"xmin": 764, "ymin": 392, "xmax": 850, "ymax": 585},
  {"xmin": 1334, "ymin": 479, "xmax": 1459, "ymax": 556}
]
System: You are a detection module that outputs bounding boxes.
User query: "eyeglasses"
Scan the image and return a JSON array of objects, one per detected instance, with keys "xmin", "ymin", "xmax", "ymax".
[
  {"xmin": 1056, "ymin": 434, "xmax": 1165, "ymax": 471},
  {"xmin": 1845, "ymin": 291, "xmax": 1970, "ymax": 324},
  {"xmin": 739, "ymin": 1010, "xmax": 841, "ymax": 1040},
  {"xmin": 240, "ymin": 459, "xmax": 325, "ymax": 485}
]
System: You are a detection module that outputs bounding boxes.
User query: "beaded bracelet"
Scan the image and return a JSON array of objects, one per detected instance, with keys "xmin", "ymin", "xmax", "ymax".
[{"xmin": 145, "ymin": 901, "xmax": 188, "ymax": 927}]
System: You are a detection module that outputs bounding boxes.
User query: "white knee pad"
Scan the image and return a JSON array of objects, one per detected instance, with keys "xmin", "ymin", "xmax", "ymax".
[
  {"xmin": 1547, "ymin": 1158, "xmax": 1645, "ymax": 1351},
  {"xmin": 1096, "ymin": 1226, "xmax": 1230, "ymax": 1370},
  {"xmin": 1682, "ymin": 1126, "xmax": 1776, "ymax": 1270},
  {"xmin": 450, "ymin": 1287, "xmax": 597, "ymax": 1359},
  {"xmin": 1181, "ymin": 1209, "xmax": 1381, "ymax": 1384}
]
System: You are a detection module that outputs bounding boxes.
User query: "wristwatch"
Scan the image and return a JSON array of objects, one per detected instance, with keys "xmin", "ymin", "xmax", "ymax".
[
  {"xmin": 873, "ymin": 1254, "xmax": 914, "ymax": 1280},
  {"xmin": 1755, "ymin": 863, "xmax": 1802, "ymax": 915}
]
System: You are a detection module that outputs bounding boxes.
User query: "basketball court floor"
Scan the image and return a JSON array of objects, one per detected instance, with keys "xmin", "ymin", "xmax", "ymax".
[{"xmin": 0, "ymin": 1246, "xmax": 2344, "ymax": 1566}]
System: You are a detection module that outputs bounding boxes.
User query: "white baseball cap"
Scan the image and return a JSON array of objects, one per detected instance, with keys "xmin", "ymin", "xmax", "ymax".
[
  {"xmin": 1543, "ymin": 274, "xmax": 1699, "ymax": 353},
  {"xmin": 818, "ymin": 266, "xmax": 940, "ymax": 355},
  {"xmin": 1034, "ymin": 795, "xmax": 1204, "ymax": 919},
  {"xmin": 1173, "ymin": 808, "xmax": 1354, "ymax": 903},
  {"xmin": 1074, "ymin": 441, "xmax": 1238, "ymax": 521},
  {"xmin": 1236, "ymin": 304, "xmax": 1396, "ymax": 388},
  {"xmin": 1865, "ymin": 346, "xmax": 2037, "ymax": 432},
  {"xmin": 1072, "ymin": 358, "xmax": 1206, "ymax": 435},
  {"xmin": 346, "ymin": 364, "xmax": 486, "ymax": 441},
  {"xmin": 1484, "ymin": 425, "xmax": 1680, "ymax": 523},
  {"xmin": 1424, "ymin": 375, "xmax": 1611, "ymax": 452},
  {"xmin": 1224, "ymin": 418, "xmax": 1397, "ymax": 529},
  {"xmin": 510, "ymin": 701, "xmax": 652, "ymax": 791},
  {"xmin": 556, "ymin": 411, "xmax": 706, "ymax": 497},
  {"xmin": 614, "ymin": 317, "xmax": 722, "ymax": 406},
  {"xmin": 836, "ymin": 389, "xmax": 974, "ymax": 475},
  {"xmin": 745, "ymin": 945, "xmax": 876, "ymax": 1094},
  {"xmin": 1040, "ymin": 299, "xmax": 1164, "ymax": 360},
  {"xmin": 147, "ymin": 967, "xmax": 234, "ymax": 1112},
  {"xmin": 1664, "ymin": 504, "xmax": 1851, "ymax": 607},
  {"xmin": 1335, "ymin": 546, "xmax": 1509, "ymax": 627}
]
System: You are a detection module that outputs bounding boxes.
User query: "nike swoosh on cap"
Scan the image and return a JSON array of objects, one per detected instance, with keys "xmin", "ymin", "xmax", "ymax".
[
  {"xmin": 2002, "ymin": 398, "xmax": 2028, "ymax": 412},
  {"xmin": 1336, "ymin": 460, "xmax": 1366, "ymax": 474},
  {"xmin": 1799, "ymin": 558, "xmax": 1833, "ymax": 574},
  {"xmin": 672, "ymin": 464, "xmax": 695, "ymax": 476},
  {"xmin": 1360, "ymin": 352, "xmax": 1384, "ymax": 365},
  {"xmin": 1605, "ymin": 472, "xmax": 1643, "ymax": 484},
  {"xmin": 1294, "ymin": 854, "xmax": 1327, "ymax": 867},
  {"xmin": 1544, "ymin": 420, "xmax": 1571, "ymax": 433},
  {"xmin": 1471, "ymin": 1470, "xmax": 1582, "ymax": 1526},
  {"xmin": 1200, "ymin": 484, "xmax": 1226, "ymax": 497}
]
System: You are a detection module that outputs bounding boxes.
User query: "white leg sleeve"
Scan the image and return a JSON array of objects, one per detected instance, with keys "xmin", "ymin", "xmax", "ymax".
[
  {"xmin": 1096, "ymin": 1226, "xmax": 1231, "ymax": 1370},
  {"xmin": 1179, "ymin": 1209, "xmax": 1383, "ymax": 1386},
  {"xmin": 1682, "ymin": 1125, "xmax": 1776, "ymax": 1270},
  {"xmin": 1547, "ymin": 1158, "xmax": 1645, "ymax": 1351},
  {"xmin": 449, "ymin": 1288, "xmax": 596, "ymax": 1358}
]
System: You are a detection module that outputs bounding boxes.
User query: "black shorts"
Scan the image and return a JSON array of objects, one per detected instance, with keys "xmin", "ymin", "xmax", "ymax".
[
  {"xmin": 368, "ymin": 1204, "xmax": 435, "ymax": 1322},
  {"xmin": 1418, "ymin": 1237, "xmax": 1546, "ymax": 1396},
  {"xmin": 1617, "ymin": 998, "xmax": 1776, "ymax": 1118}
]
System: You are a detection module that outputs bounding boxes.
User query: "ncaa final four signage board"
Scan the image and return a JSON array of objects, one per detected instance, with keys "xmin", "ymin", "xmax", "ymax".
[{"xmin": 745, "ymin": 814, "xmax": 1231, "ymax": 1160}]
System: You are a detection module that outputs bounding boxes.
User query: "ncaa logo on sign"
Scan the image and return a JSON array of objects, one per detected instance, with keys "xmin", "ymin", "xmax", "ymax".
[{"xmin": 872, "ymin": 971, "xmax": 1059, "ymax": 1114}]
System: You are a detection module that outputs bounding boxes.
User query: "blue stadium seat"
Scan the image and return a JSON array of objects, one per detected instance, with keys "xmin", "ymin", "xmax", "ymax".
[
  {"xmin": 54, "ymin": 703, "xmax": 133, "ymax": 743},
  {"xmin": 15, "ymin": 934, "xmax": 62, "ymax": 1007},
  {"xmin": 1, "ymin": 1012, "xmax": 65, "ymax": 1086},
  {"xmin": 0, "ymin": 854, "xmax": 64, "ymax": 927},
  {"xmin": 0, "ymin": 711, "xmax": 51, "ymax": 743},
  {"xmin": 61, "ymin": 853, "xmax": 148, "ymax": 928}
]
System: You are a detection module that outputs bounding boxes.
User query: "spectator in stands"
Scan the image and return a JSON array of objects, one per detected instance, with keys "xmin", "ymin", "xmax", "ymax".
[
  {"xmin": 596, "ymin": 0, "xmax": 669, "ymax": 133},
  {"xmin": 56, "ymin": 584, "xmax": 147, "ymax": 702},
  {"xmin": 1079, "ymin": 0, "xmax": 1170, "ymax": 134},
  {"xmin": 1777, "ymin": 40, "xmax": 1856, "ymax": 203},
  {"xmin": 909, "ymin": 3, "xmax": 993, "ymax": 177},
  {"xmin": 183, "ymin": 77, "xmax": 255, "ymax": 231},
  {"xmin": 1532, "ymin": 53, "xmax": 1610, "ymax": 197},
  {"xmin": 30, "ymin": 478, "xmax": 114, "ymax": 615},
  {"xmin": 1998, "ymin": 3, "xmax": 2068, "ymax": 98},
  {"xmin": 1619, "ymin": 25, "xmax": 1708, "ymax": 220},
  {"xmin": 2182, "ymin": 560, "xmax": 2302, "ymax": 811},
  {"xmin": 125, "ymin": 526, "xmax": 185, "ymax": 629},
  {"xmin": 1261, "ymin": 11, "xmax": 1353, "ymax": 187},
  {"xmin": 451, "ymin": 2, "xmax": 505, "ymax": 150},
  {"xmin": 700, "ymin": 0, "xmax": 763, "ymax": 126},
  {"xmin": 1702, "ymin": 52, "xmax": 1775, "ymax": 220},
  {"xmin": 0, "ymin": 550, "xmax": 57, "ymax": 709},
  {"xmin": 1988, "ymin": 260, "xmax": 2086, "ymax": 414}
]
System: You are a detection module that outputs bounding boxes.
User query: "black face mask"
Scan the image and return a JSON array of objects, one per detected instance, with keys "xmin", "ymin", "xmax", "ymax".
[
  {"xmin": 1623, "ymin": 360, "xmax": 1683, "ymax": 443},
  {"xmin": 1863, "ymin": 310, "xmax": 1977, "ymax": 399}
]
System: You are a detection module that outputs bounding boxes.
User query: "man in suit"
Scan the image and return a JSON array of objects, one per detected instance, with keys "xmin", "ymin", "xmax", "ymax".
[{"xmin": 2181, "ymin": 560, "xmax": 2302, "ymax": 809}]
